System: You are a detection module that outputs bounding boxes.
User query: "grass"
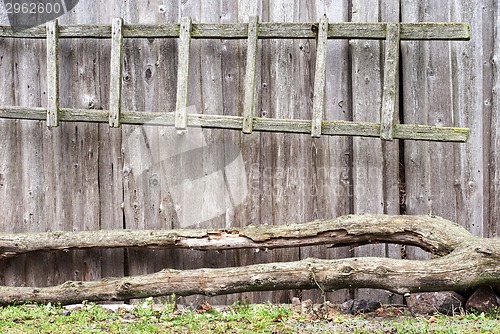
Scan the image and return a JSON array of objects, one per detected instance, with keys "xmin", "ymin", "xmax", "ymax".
[{"xmin": 0, "ymin": 298, "xmax": 500, "ymax": 333}]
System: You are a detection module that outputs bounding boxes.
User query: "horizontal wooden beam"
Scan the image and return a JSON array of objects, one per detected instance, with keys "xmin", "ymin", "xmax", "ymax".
[
  {"xmin": 0, "ymin": 106, "xmax": 469, "ymax": 142},
  {"xmin": 0, "ymin": 22, "xmax": 470, "ymax": 40}
]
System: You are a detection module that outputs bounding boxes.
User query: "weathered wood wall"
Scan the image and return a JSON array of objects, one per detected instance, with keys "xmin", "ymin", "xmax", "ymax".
[{"xmin": 0, "ymin": 0, "xmax": 496, "ymax": 305}]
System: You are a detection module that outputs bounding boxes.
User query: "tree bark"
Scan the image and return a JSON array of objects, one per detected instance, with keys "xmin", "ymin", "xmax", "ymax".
[
  {"xmin": 0, "ymin": 214, "xmax": 498, "ymax": 305},
  {"xmin": 0, "ymin": 214, "xmax": 469, "ymax": 259}
]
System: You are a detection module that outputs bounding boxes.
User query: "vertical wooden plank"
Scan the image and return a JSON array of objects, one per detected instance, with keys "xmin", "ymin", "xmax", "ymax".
[
  {"xmin": 242, "ymin": 15, "xmax": 258, "ymax": 134},
  {"xmin": 0, "ymin": 33, "xmax": 62, "ymax": 288},
  {"xmin": 311, "ymin": 15, "xmax": 328, "ymax": 138},
  {"xmin": 109, "ymin": 17, "xmax": 124, "ymax": 128},
  {"xmin": 265, "ymin": 0, "xmax": 303, "ymax": 304},
  {"xmin": 228, "ymin": 0, "xmax": 265, "ymax": 304},
  {"xmin": 380, "ymin": 23, "xmax": 400, "ymax": 141},
  {"xmin": 46, "ymin": 20, "xmax": 59, "ymax": 127},
  {"xmin": 0, "ymin": 37, "xmax": 38, "ymax": 287},
  {"xmin": 488, "ymin": 0, "xmax": 500, "ymax": 237},
  {"xmin": 401, "ymin": 0, "xmax": 458, "ymax": 263},
  {"xmin": 156, "ymin": 0, "xmax": 182, "ymax": 287},
  {"xmin": 298, "ymin": 0, "xmax": 353, "ymax": 304},
  {"xmin": 198, "ymin": 0, "xmax": 231, "ymax": 306},
  {"xmin": 120, "ymin": 0, "xmax": 175, "ymax": 304},
  {"xmin": 156, "ymin": 0, "xmax": 182, "ymax": 283},
  {"xmin": 450, "ymin": 0, "xmax": 485, "ymax": 237},
  {"xmin": 52, "ymin": 0, "xmax": 104, "ymax": 287},
  {"xmin": 90, "ymin": 4, "xmax": 126, "ymax": 284},
  {"xmin": 351, "ymin": 0, "xmax": 401, "ymax": 302},
  {"xmin": 0, "ymin": 38, "xmax": 23, "ymax": 288},
  {"xmin": 175, "ymin": 16, "xmax": 192, "ymax": 130}
]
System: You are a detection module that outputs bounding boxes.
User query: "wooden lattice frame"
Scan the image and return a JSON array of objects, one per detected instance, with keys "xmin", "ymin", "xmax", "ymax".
[{"xmin": 0, "ymin": 18, "xmax": 470, "ymax": 141}]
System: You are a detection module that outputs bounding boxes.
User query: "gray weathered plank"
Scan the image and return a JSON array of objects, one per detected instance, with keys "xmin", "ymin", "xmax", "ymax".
[
  {"xmin": 351, "ymin": 0, "xmax": 401, "ymax": 303},
  {"xmin": 242, "ymin": 16, "xmax": 258, "ymax": 133},
  {"xmin": 297, "ymin": 0, "xmax": 353, "ymax": 304},
  {"xmin": 0, "ymin": 22, "xmax": 470, "ymax": 40},
  {"xmin": 0, "ymin": 0, "xmax": 482, "ymax": 307},
  {"xmin": 380, "ymin": 23, "xmax": 400, "ymax": 140},
  {"xmin": 0, "ymin": 37, "xmax": 31, "ymax": 287},
  {"xmin": 109, "ymin": 18, "xmax": 124, "ymax": 127},
  {"xmin": 311, "ymin": 15, "xmax": 328, "ymax": 138},
  {"xmin": 0, "ymin": 106, "xmax": 470, "ymax": 141},
  {"xmin": 196, "ymin": 0, "xmax": 230, "ymax": 305},
  {"xmin": 265, "ymin": 0, "xmax": 301, "ymax": 304},
  {"xmin": 449, "ymin": 0, "xmax": 485, "ymax": 237},
  {"xmin": 401, "ymin": 0, "xmax": 460, "ymax": 263},
  {"xmin": 174, "ymin": 16, "xmax": 192, "ymax": 130},
  {"xmin": 46, "ymin": 20, "xmax": 59, "ymax": 127},
  {"xmin": 229, "ymin": 0, "xmax": 268, "ymax": 304},
  {"xmin": 489, "ymin": 0, "xmax": 500, "ymax": 237}
]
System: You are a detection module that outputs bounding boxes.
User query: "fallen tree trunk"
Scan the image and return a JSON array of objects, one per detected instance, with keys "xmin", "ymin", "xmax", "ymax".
[
  {"xmin": 1, "ymin": 240, "xmax": 500, "ymax": 305},
  {"xmin": 0, "ymin": 214, "xmax": 470, "ymax": 259},
  {"xmin": 0, "ymin": 214, "xmax": 498, "ymax": 305}
]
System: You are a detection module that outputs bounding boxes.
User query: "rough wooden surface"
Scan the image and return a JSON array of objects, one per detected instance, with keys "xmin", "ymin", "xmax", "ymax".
[
  {"xmin": 310, "ymin": 15, "xmax": 328, "ymax": 138},
  {"xmin": 174, "ymin": 16, "xmax": 192, "ymax": 129},
  {"xmin": 242, "ymin": 15, "xmax": 258, "ymax": 133},
  {"xmin": 351, "ymin": 0, "xmax": 401, "ymax": 303},
  {"xmin": 0, "ymin": 22, "xmax": 470, "ymax": 40},
  {"xmin": 0, "ymin": 107, "xmax": 470, "ymax": 141},
  {"xmin": 449, "ymin": 0, "xmax": 486, "ymax": 237},
  {"xmin": 46, "ymin": 20, "xmax": 59, "ymax": 127},
  {"xmin": 0, "ymin": 215, "xmax": 468, "ymax": 258},
  {"xmin": 0, "ymin": 214, "xmax": 498, "ymax": 305},
  {"xmin": 400, "ymin": 0, "xmax": 483, "ymax": 267},
  {"xmin": 108, "ymin": 17, "xmax": 124, "ymax": 127},
  {"xmin": 296, "ymin": 0, "xmax": 353, "ymax": 304},
  {"xmin": 490, "ymin": 0, "xmax": 500, "ymax": 238},
  {"xmin": 0, "ymin": 0, "xmax": 490, "ymax": 307},
  {"xmin": 380, "ymin": 23, "xmax": 400, "ymax": 140}
]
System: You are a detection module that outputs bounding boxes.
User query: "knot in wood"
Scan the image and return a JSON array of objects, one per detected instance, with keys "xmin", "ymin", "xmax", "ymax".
[{"xmin": 341, "ymin": 266, "xmax": 353, "ymax": 274}]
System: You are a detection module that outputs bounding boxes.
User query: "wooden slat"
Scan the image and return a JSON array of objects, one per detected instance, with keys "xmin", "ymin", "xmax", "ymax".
[
  {"xmin": 242, "ymin": 16, "xmax": 259, "ymax": 134},
  {"xmin": 109, "ymin": 18, "xmax": 124, "ymax": 127},
  {"xmin": 174, "ymin": 17, "xmax": 192, "ymax": 130},
  {"xmin": 400, "ymin": 0, "xmax": 462, "ymax": 264},
  {"xmin": 351, "ymin": 0, "xmax": 401, "ymax": 303},
  {"xmin": 380, "ymin": 23, "xmax": 400, "ymax": 140},
  {"xmin": 46, "ymin": 20, "xmax": 59, "ymax": 127},
  {"xmin": 311, "ymin": 15, "xmax": 328, "ymax": 138},
  {"xmin": 0, "ymin": 23, "xmax": 470, "ymax": 40},
  {"xmin": 0, "ymin": 106, "xmax": 470, "ymax": 142}
]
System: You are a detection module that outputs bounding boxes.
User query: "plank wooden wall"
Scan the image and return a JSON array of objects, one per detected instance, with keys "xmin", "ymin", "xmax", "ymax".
[{"xmin": 0, "ymin": 0, "xmax": 496, "ymax": 305}]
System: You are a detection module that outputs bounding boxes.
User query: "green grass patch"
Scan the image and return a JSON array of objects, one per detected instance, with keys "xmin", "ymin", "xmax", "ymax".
[{"xmin": 0, "ymin": 300, "xmax": 500, "ymax": 333}]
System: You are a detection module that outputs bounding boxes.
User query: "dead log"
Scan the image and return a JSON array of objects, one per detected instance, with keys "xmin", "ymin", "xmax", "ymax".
[
  {"xmin": 0, "ymin": 214, "xmax": 498, "ymax": 305},
  {"xmin": 0, "ymin": 214, "xmax": 469, "ymax": 259}
]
